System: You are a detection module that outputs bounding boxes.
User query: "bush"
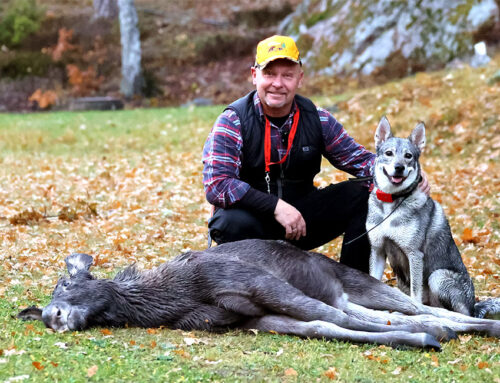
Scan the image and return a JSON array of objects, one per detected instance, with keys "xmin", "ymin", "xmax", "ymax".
[
  {"xmin": 0, "ymin": 0, "xmax": 44, "ymax": 47},
  {"xmin": 0, "ymin": 51, "xmax": 53, "ymax": 78}
]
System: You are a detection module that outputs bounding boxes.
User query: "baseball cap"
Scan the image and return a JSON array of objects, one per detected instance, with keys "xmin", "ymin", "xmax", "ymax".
[{"xmin": 254, "ymin": 35, "xmax": 301, "ymax": 69}]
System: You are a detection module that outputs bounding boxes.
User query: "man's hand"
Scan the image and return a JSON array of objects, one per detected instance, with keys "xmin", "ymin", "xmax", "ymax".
[
  {"xmin": 274, "ymin": 199, "xmax": 306, "ymax": 241},
  {"xmin": 419, "ymin": 170, "xmax": 430, "ymax": 196}
]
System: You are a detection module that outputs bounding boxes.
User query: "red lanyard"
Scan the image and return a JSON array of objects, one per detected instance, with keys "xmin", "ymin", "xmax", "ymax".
[{"xmin": 263, "ymin": 109, "xmax": 300, "ymax": 193}]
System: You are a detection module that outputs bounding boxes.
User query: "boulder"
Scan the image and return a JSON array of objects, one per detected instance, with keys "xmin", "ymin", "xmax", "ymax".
[{"xmin": 280, "ymin": 0, "xmax": 499, "ymax": 78}]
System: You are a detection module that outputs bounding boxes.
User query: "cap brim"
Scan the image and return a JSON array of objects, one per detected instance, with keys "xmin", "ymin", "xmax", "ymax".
[{"xmin": 256, "ymin": 56, "xmax": 301, "ymax": 69}]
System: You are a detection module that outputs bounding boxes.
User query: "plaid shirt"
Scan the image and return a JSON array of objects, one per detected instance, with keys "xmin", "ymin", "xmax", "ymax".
[{"xmin": 202, "ymin": 93, "xmax": 375, "ymax": 209}]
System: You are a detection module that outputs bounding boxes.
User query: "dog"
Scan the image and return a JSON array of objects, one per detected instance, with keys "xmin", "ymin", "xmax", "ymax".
[{"xmin": 367, "ymin": 116, "xmax": 497, "ymax": 318}]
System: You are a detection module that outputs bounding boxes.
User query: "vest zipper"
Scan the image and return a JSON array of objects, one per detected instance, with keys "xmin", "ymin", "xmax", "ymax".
[{"xmin": 277, "ymin": 164, "xmax": 284, "ymax": 199}]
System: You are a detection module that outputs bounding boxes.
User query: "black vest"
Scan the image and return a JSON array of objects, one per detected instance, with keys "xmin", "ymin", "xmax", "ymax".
[{"xmin": 225, "ymin": 91, "xmax": 323, "ymax": 203}]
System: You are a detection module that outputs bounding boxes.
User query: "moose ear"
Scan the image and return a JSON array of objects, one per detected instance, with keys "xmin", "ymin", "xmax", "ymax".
[
  {"xmin": 65, "ymin": 253, "xmax": 94, "ymax": 277},
  {"xmin": 17, "ymin": 306, "xmax": 43, "ymax": 322},
  {"xmin": 409, "ymin": 122, "xmax": 426, "ymax": 152},
  {"xmin": 375, "ymin": 116, "xmax": 392, "ymax": 149}
]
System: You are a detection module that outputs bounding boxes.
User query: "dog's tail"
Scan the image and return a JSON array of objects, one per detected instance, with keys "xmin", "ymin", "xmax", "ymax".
[{"xmin": 474, "ymin": 298, "xmax": 500, "ymax": 319}]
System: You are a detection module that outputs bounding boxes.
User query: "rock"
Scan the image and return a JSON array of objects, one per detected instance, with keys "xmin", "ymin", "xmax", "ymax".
[
  {"xmin": 181, "ymin": 97, "xmax": 213, "ymax": 107},
  {"xmin": 281, "ymin": 0, "xmax": 499, "ymax": 78},
  {"xmin": 69, "ymin": 97, "xmax": 124, "ymax": 111}
]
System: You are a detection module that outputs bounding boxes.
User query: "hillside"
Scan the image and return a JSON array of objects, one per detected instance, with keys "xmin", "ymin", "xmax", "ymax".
[{"xmin": 0, "ymin": 0, "xmax": 302, "ymax": 111}]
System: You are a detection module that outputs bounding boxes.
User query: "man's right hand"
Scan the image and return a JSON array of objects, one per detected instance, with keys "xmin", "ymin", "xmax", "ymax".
[{"xmin": 274, "ymin": 199, "xmax": 306, "ymax": 241}]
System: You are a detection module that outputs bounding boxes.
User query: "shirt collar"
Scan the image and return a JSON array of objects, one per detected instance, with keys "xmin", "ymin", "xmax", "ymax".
[{"xmin": 253, "ymin": 92, "xmax": 298, "ymax": 124}]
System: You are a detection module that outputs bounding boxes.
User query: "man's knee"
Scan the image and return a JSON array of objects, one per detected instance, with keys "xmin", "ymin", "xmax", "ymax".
[{"xmin": 208, "ymin": 208, "xmax": 267, "ymax": 244}]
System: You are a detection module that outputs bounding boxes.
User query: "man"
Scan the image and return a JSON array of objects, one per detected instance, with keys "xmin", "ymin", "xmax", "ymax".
[{"xmin": 202, "ymin": 35, "xmax": 428, "ymax": 273}]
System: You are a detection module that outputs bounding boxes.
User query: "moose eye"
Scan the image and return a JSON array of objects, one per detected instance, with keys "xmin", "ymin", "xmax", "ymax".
[
  {"xmin": 404, "ymin": 153, "xmax": 413, "ymax": 159},
  {"xmin": 62, "ymin": 280, "xmax": 71, "ymax": 287},
  {"xmin": 385, "ymin": 150, "xmax": 393, "ymax": 156}
]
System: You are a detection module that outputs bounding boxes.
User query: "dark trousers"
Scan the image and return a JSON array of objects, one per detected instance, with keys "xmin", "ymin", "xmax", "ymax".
[{"xmin": 208, "ymin": 180, "xmax": 371, "ymax": 273}]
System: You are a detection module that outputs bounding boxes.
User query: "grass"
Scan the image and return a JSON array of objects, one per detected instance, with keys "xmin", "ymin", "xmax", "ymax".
[{"xmin": 1, "ymin": 62, "xmax": 499, "ymax": 382}]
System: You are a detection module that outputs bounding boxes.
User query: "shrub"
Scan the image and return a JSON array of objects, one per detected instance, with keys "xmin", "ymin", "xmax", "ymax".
[{"xmin": 0, "ymin": 0, "xmax": 44, "ymax": 47}]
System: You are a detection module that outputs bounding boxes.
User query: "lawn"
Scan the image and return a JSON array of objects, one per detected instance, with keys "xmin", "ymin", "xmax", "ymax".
[{"xmin": 0, "ymin": 61, "xmax": 499, "ymax": 382}]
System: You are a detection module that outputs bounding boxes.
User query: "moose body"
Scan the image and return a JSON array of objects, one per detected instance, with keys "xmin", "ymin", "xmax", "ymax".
[{"xmin": 19, "ymin": 239, "xmax": 500, "ymax": 349}]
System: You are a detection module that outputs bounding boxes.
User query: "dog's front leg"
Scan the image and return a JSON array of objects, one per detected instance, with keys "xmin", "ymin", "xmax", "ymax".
[
  {"xmin": 408, "ymin": 251, "xmax": 424, "ymax": 303},
  {"xmin": 369, "ymin": 248, "xmax": 386, "ymax": 280}
]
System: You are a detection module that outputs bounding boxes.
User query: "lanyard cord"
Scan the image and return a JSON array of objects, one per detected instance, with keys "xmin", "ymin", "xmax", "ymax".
[
  {"xmin": 264, "ymin": 109, "xmax": 300, "ymax": 193},
  {"xmin": 264, "ymin": 109, "xmax": 300, "ymax": 172}
]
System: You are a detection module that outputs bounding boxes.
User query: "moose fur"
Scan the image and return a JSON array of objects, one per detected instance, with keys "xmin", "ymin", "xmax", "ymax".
[{"xmin": 18, "ymin": 240, "xmax": 500, "ymax": 350}]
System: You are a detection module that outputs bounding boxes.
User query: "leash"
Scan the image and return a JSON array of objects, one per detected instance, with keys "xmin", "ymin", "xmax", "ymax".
[{"xmin": 343, "ymin": 193, "xmax": 410, "ymax": 246}]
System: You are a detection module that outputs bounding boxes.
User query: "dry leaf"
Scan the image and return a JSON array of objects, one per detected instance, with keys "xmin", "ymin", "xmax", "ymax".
[
  {"xmin": 100, "ymin": 328, "xmax": 113, "ymax": 336},
  {"xmin": 32, "ymin": 361, "xmax": 44, "ymax": 370},
  {"xmin": 284, "ymin": 368, "xmax": 298, "ymax": 376},
  {"xmin": 324, "ymin": 367, "xmax": 337, "ymax": 380},
  {"xmin": 477, "ymin": 361, "xmax": 489, "ymax": 369},
  {"xmin": 87, "ymin": 365, "xmax": 98, "ymax": 377}
]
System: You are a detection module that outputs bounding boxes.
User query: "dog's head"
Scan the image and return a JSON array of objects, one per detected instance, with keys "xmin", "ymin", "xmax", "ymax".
[{"xmin": 373, "ymin": 116, "xmax": 425, "ymax": 193}]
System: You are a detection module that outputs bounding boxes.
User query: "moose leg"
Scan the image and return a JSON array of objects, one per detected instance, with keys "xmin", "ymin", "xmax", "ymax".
[
  {"xmin": 242, "ymin": 315, "xmax": 441, "ymax": 350},
  {"xmin": 343, "ymin": 302, "xmax": 456, "ymax": 341},
  {"xmin": 334, "ymin": 269, "xmax": 500, "ymax": 337},
  {"xmin": 243, "ymin": 275, "xmax": 434, "ymax": 335}
]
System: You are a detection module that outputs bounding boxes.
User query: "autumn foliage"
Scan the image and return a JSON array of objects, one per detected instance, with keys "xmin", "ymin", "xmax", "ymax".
[{"xmin": 28, "ymin": 89, "xmax": 58, "ymax": 109}]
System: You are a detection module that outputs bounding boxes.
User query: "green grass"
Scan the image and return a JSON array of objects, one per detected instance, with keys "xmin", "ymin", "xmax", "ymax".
[{"xmin": 0, "ymin": 76, "xmax": 499, "ymax": 382}]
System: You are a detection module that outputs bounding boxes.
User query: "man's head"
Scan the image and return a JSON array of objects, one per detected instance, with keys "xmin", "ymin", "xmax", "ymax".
[{"xmin": 251, "ymin": 35, "xmax": 304, "ymax": 117}]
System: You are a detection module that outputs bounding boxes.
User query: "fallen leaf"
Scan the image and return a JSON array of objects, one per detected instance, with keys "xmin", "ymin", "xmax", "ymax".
[
  {"xmin": 392, "ymin": 366, "xmax": 402, "ymax": 375},
  {"xmin": 284, "ymin": 368, "xmax": 298, "ymax": 376},
  {"xmin": 87, "ymin": 365, "xmax": 98, "ymax": 377},
  {"xmin": 100, "ymin": 328, "xmax": 112, "ymax": 336},
  {"xmin": 324, "ymin": 367, "xmax": 337, "ymax": 380},
  {"xmin": 32, "ymin": 361, "xmax": 44, "ymax": 370},
  {"xmin": 477, "ymin": 361, "xmax": 489, "ymax": 369}
]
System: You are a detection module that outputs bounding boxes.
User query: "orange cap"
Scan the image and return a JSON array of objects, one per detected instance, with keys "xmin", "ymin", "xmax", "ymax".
[{"xmin": 255, "ymin": 35, "xmax": 301, "ymax": 68}]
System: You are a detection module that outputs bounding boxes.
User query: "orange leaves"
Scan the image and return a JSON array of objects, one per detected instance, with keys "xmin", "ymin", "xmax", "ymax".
[
  {"xmin": 461, "ymin": 228, "xmax": 480, "ymax": 244},
  {"xmin": 100, "ymin": 328, "xmax": 113, "ymax": 336},
  {"xmin": 323, "ymin": 367, "xmax": 337, "ymax": 380},
  {"xmin": 66, "ymin": 64, "xmax": 104, "ymax": 96},
  {"xmin": 87, "ymin": 365, "xmax": 98, "ymax": 377},
  {"xmin": 29, "ymin": 89, "xmax": 58, "ymax": 110},
  {"xmin": 51, "ymin": 28, "xmax": 76, "ymax": 61},
  {"xmin": 32, "ymin": 361, "xmax": 44, "ymax": 370},
  {"xmin": 284, "ymin": 367, "xmax": 297, "ymax": 376}
]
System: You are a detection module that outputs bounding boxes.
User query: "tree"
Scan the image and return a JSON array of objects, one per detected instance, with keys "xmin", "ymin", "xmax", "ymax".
[
  {"xmin": 117, "ymin": 0, "xmax": 143, "ymax": 98},
  {"xmin": 93, "ymin": 0, "xmax": 118, "ymax": 20}
]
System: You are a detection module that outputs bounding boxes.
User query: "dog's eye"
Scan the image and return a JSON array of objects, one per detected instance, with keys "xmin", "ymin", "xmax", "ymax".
[
  {"xmin": 385, "ymin": 150, "xmax": 393, "ymax": 156},
  {"xmin": 404, "ymin": 153, "xmax": 413, "ymax": 159}
]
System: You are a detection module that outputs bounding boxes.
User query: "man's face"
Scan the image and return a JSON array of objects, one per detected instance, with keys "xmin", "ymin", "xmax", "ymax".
[{"xmin": 251, "ymin": 59, "xmax": 304, "ymax": 117}]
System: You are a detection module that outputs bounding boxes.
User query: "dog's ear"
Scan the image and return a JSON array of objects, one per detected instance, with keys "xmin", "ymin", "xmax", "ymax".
[
  {"xmin": 409, "ymin": 122, "xmax": 426, "ymax": 152},
  {"xmin": 375, "ymin": 116, "xmax": 392, "ymax": 149}
]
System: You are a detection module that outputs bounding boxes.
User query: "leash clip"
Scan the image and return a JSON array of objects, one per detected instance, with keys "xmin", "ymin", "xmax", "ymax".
[{"xmin": 265, "ymin": 172, "xmax": 271, "ymax": 194}]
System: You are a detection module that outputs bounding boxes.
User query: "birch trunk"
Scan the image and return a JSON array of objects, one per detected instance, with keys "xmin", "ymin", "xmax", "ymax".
[{"xmin": 117, "ymin": 0, "xmax": 143, "ymax": 98}]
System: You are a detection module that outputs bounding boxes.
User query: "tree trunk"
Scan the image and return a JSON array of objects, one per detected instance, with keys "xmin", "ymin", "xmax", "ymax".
[
  {"xmin": 93, "ymin": 0, "xmax": 118, "ymax": 20},
  {"xmin": 117, "ymin": 0, "xmax": 143, "ymax": 98}
]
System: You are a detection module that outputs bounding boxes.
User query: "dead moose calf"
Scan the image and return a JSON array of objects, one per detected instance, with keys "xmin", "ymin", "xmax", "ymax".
[{"xmin": 18, "ymin": 239, "xmax": 500, "ymax": 349}]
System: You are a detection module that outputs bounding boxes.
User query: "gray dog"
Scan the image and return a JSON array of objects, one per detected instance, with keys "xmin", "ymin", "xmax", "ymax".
[{"xmin": 367, "ymin": 116, "xmax": 497, "ymax": 318}]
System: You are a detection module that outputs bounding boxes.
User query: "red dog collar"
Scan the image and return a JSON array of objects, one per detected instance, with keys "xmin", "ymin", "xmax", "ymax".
[{"xmin": 369, "ymin": 183, "xmax": 394, "ymax": 203}]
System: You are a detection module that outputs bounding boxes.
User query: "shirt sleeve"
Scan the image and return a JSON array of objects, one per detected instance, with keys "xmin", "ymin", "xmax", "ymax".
[
  {"xmin": 202, "ymin": 109, "xmax": 278, "ymax": 214},
  {"xmin": 318, "ymin": 107, "xmax": 375, "ymax": 178}
]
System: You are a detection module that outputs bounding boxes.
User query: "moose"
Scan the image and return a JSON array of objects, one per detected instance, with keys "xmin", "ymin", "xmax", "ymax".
[{"xmin": 18, "ymin": 239, "xmax": 500, "ymax": 350}]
